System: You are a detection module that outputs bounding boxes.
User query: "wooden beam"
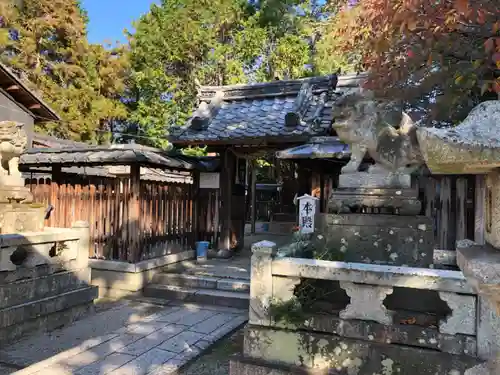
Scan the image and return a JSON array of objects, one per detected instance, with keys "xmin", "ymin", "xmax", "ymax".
[{"xmin": 6, "ymin": 85, "xmax": 20, "ymax": 91}]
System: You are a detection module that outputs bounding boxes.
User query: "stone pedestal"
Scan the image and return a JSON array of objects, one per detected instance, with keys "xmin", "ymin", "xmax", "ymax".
[
  {"xmin": 324, "ymin": 171, "xmax": 431, "ymax": 267},
  {"xmin": 0, "ymin": 185, "xmax": 45, "ymax": 234},
  {"xmin": 0, "ymin": 203, "xmax": 45, "ymax": 233},
  {"xmin": 331, "ymin": 171, "xmax": 421, "ymax": 215}
]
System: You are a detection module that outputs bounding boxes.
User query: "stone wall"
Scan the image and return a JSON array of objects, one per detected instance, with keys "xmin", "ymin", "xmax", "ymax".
[
  {"xmin": 0, "ymin": 222, "xmax": 97, "ymax": 344},
  {"xmin": 90, "ymin": 249, "xmax": 195, "ymax": 298}
]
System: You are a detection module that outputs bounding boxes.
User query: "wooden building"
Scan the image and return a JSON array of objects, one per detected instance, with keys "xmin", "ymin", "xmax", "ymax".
[
  {"xmin": 0, "ymin": 62, "xmax": 60, "ymax": 139},
  {"xmin": 169, "ymin": 73, "xmax": 366, "ymax": 257}
]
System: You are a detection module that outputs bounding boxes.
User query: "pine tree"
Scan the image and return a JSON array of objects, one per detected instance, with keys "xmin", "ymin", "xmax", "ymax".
[{"xmin": 0, "ymin": 0, "xmax": 129, "ymax": 143}]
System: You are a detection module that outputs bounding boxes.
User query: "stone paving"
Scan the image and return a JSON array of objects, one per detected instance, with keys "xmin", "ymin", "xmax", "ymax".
[{"xmin": 0, "ymin": 302, "xmax": 247, "ymax": 375}]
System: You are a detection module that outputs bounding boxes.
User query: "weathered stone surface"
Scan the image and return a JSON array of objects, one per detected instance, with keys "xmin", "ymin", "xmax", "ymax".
[
  {"xmin": 75, "ymin": 353, "xmax": 136, "ymax": 375},
  {"xmin": 0, "ymin": 268, "xmax": 90, "ymax": 309},
  {"xmin": 271, "ymin": 257, "xmax": 474, "ymax": 294},
  {"xmin": 189, "ymin": 313, "xmax": 235, "ymax": 334},
  {"xmin": 329, "ymin": 190, "xmax": 422, "ymax": 215},
  {"xmin": 0, "ymin": 302, "xmax": 93, "ymax": 347},
  {"xmin": 249, "ymin": 241, "xmax": 277, "ymax": 326},
  {"xmin": 294, "ymin": 312, "xmax": 477, "ymax": 357},
  {"xmin": 339, "ymin": 281, "xmax": 394, "ymax": 325},
  {"xmin": 157, "ymin": 330, "xmax": 205, "ymax": 353},
  {"xmin": 319, "ymin": 213, "xmax": 434, "ymax": 267},
  {"xmin": 439, "ymin": 292, "xmax": 476, "ymax": 336},
  {"xmin": 0, "ymin": 203, "xmax": 45, "ymax": 234},
  {"xmin": 109, "ymin": 348, "xmax": 176, "ymax": 375},
  {"xmin": 243, "ymin": 326, "xmax": 481, "ymax": 374},
  {"xmin": 117, "ymin": 324, "xmax": 185, "ymax": 356},
  {"xmin": 417, "ymin": 100, "xmax": 500, "ymax": 175},
  {"xmin": 485, "ymin": 170, "xmax": 500, "ymax": 249},
  {"xmin": 338, "ymin": 171, "xmax": 411, "ymax": 189},
  {"xmin": 456, "ymin": 241, "xmax": 500, "ymax": 300},
  {"xmin": 0, "ymin": 286, "xmax": 97, "ymax": 329},
  {"xmin": 477, "ymin": 296, "xmax": 500, "ymax": 361}
]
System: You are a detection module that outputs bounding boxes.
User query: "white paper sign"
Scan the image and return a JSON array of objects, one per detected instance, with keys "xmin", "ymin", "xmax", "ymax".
[
  {"xmin": 199, "ymin": 172, "xmax": 220, "ymax": 189},
  {"xmin": 298, "ymin": 194, "xmax": 319, "ymax": 234}
]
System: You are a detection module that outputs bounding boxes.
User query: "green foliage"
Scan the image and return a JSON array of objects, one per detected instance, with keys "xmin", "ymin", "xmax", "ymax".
[
  {"xmin": 181, "ymin": 146, "xmax": 208, "ymax": 157},
  {"xmin": 269, "ymin": 231, "xmax": 347, "ymax": 325},
  {"xmin": 127, "ymin": 0, "xmax": 351, "ymax": 147},
  {"xmin": 0, "ymin": 0, "xmax": 129, "ymax": 143}
]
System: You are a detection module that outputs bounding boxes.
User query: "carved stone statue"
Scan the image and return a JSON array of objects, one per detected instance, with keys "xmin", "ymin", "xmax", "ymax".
[
  {"xmin": 331, "ymin": 91, "xmax": 424, "ymax": 175},
  {"xmin": 0, "ymin": 121, "xmax": 28, "ymax": 180}
]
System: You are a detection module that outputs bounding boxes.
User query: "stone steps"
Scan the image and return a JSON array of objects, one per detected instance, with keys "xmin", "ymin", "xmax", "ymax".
[{"xmin": 144, "ymin": 272, "xmax": 250, "ymax": 309}]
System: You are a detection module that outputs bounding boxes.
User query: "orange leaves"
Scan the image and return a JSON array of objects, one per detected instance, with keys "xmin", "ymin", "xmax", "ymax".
[
  {"xmin": 454, "ymin": 0, "xmax": 469, "ymax": 14},
  {"xmin": 493, "ymin": 79, "xmax": 500, "ymax": 94},
  {"xmin": 484, "ymin": 37, "xmax": 500, "ymax": 53}
]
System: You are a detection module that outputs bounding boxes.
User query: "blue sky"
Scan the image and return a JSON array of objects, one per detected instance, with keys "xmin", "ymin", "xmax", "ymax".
[{"xmin": 82, "ymin": 0, "xmax": 158, "ymax": 44}]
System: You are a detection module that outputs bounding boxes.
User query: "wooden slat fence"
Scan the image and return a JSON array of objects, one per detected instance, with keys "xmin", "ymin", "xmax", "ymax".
[
  {"xmin": 420, "ymin": 175, "xmax": 476, "ymax": 249},
  {"xmin": 26, "ymin": 174, "xmax": 218, "ymax": 262}
]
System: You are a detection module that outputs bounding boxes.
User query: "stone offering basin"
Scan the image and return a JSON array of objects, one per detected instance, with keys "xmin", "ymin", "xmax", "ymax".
[{"xmin": 417, "ymin": 100, "xmax": 500, "ymax": 175}]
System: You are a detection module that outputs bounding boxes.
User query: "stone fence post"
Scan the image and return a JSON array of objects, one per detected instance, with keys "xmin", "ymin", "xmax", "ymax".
[
  {"xmin": 249, "ymin": 240, "xmax": 277, "ymax": 326},
  {"xmin": 457, "ymin": 241, "xmax": 500, "ymax": 374},
  {"xmin": 72, "ymin": 221, "xmax": 90, "ymax": 270}
]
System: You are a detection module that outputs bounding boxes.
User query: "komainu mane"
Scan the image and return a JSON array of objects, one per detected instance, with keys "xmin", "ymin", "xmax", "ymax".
[{"xmin": 331, "ymin": 91, "xmax": 424, "ymax": 174}]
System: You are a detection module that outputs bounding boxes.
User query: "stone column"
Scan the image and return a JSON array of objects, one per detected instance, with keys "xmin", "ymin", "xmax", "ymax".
[
  {"xmin": 339, "ymin": 281, "xmax": 394, "ymax": 325},
  {"xmin": 457, "ymin": 241, "xmax": 500, "ymax": 374},
  {"xmin": 249, "ymin": 240, "xmax": 277, "ymax": 326},
  {"xmin": 438, "ymin": 292, "xmax": 476, "ymax": 336},
  {"xmin": 72, "ymin": 221, "xmax": 90, "ymax": 272}
]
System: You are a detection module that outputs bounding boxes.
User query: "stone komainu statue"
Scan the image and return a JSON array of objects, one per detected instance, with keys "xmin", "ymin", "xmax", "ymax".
[
  {"xmin": 331, "ymin": 91, "xmax": 424, "ymax": 174},
  {"xmin": 0, "ymin": 121, "xmax": 28, "ymax": 178}
]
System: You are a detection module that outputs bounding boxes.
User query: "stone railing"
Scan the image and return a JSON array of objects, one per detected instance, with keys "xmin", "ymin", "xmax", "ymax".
[
  {"xmin": 249, "ymin": 240, "xmax": 480, "ymax": 360},
  {"xmin": 0, "ymin": 222, "xmax": 97, "ymax": 344}
]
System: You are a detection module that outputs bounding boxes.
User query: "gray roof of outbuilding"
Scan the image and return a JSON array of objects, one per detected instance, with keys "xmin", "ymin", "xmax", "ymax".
[
  {"xmin": 20, "ymin": 144, "xmax": 218, "ymax": 172},
  {"xmin": 170, "ymin": 73, "xmax": 366, "ymax": 145}
]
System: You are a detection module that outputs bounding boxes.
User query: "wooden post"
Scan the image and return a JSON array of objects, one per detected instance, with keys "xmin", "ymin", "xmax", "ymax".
[
  {"xmin": 250, "ymin": 159, "xmax": 257, "ymax": 234},
  {"xmin": 50, "ymin": 165, "xmax": 62, "ymax": 227},
  {"xmin": 218, "ymin": 149, "xmax": 235, "ymax": 256},
  {"xmin": 455, "ymin": 177, "xmax": 468, "ymax": 241},
  {"xmin": 438, "ymin": 176, "xmax": 452, "ymax": 249},
  {"xmin": 192, "ymin": 170, "xmax": 200, "ymax": 248},
  {"xmin": 129, "ymin": 164, "xmax": 141, "ymax": 262},
  {"xmin": 475, "ymin": 174, "xmax": 486, "ymax": 245}
]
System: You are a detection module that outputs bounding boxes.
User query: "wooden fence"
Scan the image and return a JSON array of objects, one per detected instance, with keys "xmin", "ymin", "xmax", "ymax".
[
  {"xmin": 26, "ymin": 174, "xmax": 219, "ymax": 262},
  {"xmin": 420, "ymin": 175, "xmax": 476, "ymax": 249}
]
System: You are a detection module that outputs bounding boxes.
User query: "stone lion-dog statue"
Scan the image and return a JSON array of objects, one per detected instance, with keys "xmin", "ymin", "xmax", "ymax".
[
  {"xmin": 331, "ymin": 91, "xmax": 424, "ymax": 175},
  {"xmin": 0, "ymin": 121, "xmax": 28, "ymax": 179}
]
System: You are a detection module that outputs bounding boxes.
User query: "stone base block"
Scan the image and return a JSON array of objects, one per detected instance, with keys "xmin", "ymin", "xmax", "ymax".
[
  {"xmin": 319, "ymin": 214, "xmax": 434, "ymax": 267},
  {"xmin": 242, "ymin": 326, "xmax": 481, "ymax": 374},
  {"xmin": 90, "ymin": 250, "xmax": 194, "ymax": 297},
  {"xmin": 339, "ymin": 171, "xmax": 411, "ymax": 189},
  {"xmin": 0, "ymin": 286, "xmax": 97, "ymax": 345},
  {"xmin": 0, "ymin": 203, "xmax": 45, "ymax": 234},
  {"xmin": 329, "ymin": 187, "xmax": 421, "ymax": 215}
]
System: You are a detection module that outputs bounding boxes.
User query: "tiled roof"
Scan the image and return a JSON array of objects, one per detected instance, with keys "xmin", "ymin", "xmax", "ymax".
[
  {"xmin": 20, "ymin": 144, "xmax": 218, "ymax": 172},
  {"xmin": 170, "ymin": 73, "xmax": 366, "ymax": 145}
]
